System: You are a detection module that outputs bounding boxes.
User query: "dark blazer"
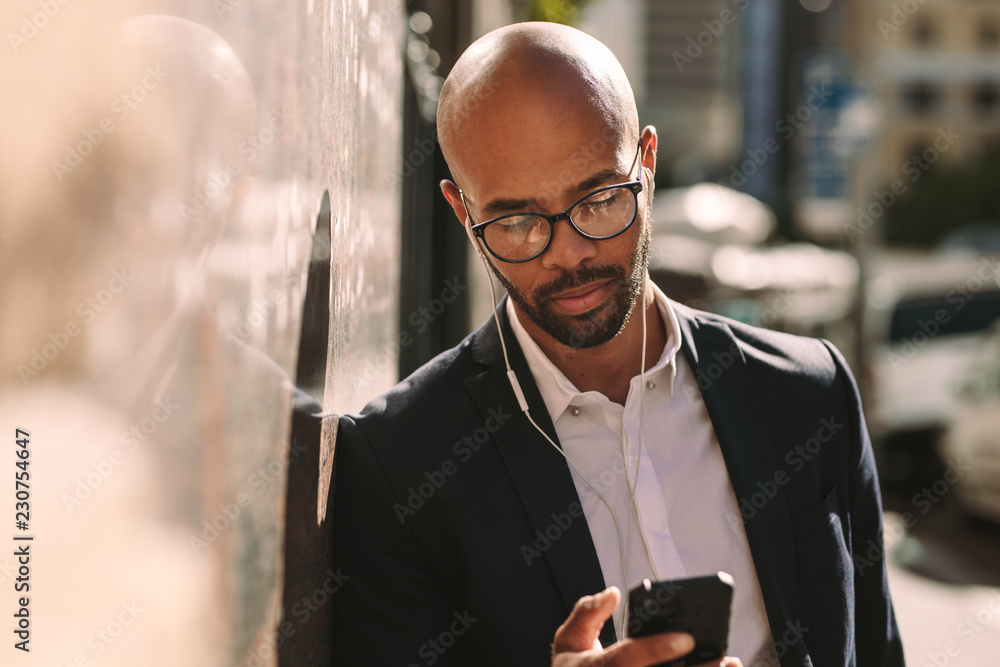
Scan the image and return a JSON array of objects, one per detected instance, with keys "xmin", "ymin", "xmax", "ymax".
[{"xmin": 330, "ymin": 299, "xmax": 905, "ymax": 666}]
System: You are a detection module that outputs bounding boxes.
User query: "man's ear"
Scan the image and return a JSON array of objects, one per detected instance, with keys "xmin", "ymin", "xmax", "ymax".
[
  {"xmin": 441, "ymin": 179, "xmax": 487, "ymax": 259},
  {"xmin": 640, "ymin": 126, "xmax": 657, "ymax": 181},
  {"xmin": 440, "ymin": 179, "xmax": 469, "ymax": 226}
]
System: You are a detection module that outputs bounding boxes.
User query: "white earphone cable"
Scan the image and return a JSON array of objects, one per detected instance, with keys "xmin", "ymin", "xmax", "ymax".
[{"xmin": 466, "ymin": 213, "xmax": 651, "ymax": 637}]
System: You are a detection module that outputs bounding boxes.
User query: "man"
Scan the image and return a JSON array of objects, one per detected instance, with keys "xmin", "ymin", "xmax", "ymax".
[{"xmin": 331, "ymin": 22, "xmax": 904, "ymax": 667}]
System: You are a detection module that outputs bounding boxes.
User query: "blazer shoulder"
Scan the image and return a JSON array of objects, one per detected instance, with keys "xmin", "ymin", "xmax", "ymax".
[
  {"xmin": 677, "ymin": 302, "xmax": 842, "ymax": 389},
  {"xmin": 343, "ymin": 323, "xmax": 488, "ymax": 433}
]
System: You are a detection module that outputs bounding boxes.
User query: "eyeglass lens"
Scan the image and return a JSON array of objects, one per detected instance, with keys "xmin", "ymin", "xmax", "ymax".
[{"xmin": 482, "ymin": 185, "xmax": 637, "ymax": 261}]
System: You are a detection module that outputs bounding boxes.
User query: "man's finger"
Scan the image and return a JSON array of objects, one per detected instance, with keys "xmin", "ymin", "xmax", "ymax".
[
  {"xmin": 595, "ymin": 632, "xmax": 695, "ymax": 667},
  {"xmin": 553, "ymin": 587, "xmax": 621, "ymax": 654},
  {"xmin": 692, "ymin": 658, "xmax": 743, "ymax": 667}
]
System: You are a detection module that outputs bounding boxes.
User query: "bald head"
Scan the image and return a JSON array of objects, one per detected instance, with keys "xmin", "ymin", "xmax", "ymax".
[{"xmin": 437, "ymin": 22, "xmax": 638, "ymax": 189}]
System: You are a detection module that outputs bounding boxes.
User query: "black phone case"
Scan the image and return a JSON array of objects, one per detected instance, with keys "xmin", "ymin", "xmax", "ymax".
[{"xmin": 625, "ymin": 572, "xmax": 734, "ymax": 667}]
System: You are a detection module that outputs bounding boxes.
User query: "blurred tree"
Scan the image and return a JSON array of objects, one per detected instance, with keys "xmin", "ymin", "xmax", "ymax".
[
  {"xmin": 531, "ymin": 0, "xmax": 592, "ymax": 25},
  {"xmin": 884, "ymin": 144, "xmax": 1000, "ymax": 247}
]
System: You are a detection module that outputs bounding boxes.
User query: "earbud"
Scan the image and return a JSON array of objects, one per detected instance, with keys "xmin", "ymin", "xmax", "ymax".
[{"xmin": 465, "ymin": 218, "xmax": 529, "ymax": 412}]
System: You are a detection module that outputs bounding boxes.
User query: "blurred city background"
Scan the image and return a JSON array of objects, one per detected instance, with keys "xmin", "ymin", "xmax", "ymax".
[{"xmin": 1, "ymin": 0, "xmax": 999, "ymax": 664}]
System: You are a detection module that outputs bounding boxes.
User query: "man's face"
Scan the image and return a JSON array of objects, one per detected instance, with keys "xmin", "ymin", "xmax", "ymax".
[
  {"xmin": 450, "ymin": 108, "xmax": 653, "ymax": 349},
  {"xmin": 491, "ymin": 189, "xmax": 650, "ymax": 349}
]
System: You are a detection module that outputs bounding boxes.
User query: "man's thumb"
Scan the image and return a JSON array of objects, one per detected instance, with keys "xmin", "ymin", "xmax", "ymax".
[{"xmin": 552, "ymin": 587, "xmax": 620, "ymax": 654}]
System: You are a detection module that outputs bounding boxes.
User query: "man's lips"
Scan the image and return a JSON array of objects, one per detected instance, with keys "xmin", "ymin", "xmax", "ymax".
[{"xmin": 547, "ymin": 279, "xmax": 612, "ymax": 315}]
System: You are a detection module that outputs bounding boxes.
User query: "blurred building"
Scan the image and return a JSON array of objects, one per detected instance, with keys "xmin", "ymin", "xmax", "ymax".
[
  {"xmin": 578, "ymin": 0, "xmax": 742, "ymax": 187},
  {"xmin": 853, "ymin": 0, "xmax": 1000, "ymax": 186}
]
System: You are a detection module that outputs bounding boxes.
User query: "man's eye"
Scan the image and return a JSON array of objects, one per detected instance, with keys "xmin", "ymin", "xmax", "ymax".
[
  {"xmin": 495, "ymin": 216, "xmax": 538, "ymax": 233},
  {"xmin": 582, "ymin": 197, "xmax": 614, "ymax": 210},
  {"xmin": 579, "ymin": 190, "xmax": 620, "ymax": 212}
]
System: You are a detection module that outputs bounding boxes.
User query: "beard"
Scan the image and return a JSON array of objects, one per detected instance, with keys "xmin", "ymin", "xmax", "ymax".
[{"xmin": 492, "ymin": 221, "xmax": 651, "ymax": 349}]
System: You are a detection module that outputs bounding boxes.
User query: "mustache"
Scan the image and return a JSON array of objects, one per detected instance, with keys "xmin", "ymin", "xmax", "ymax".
[{"xmin": 533, "ymin": 264, "xmax": 627, "ymax": 302}]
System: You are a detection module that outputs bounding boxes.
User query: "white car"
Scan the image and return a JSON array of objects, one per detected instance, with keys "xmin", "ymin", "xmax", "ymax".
[
  {"xmin": 939, "ymin": 324, "xmax": 1000, "ymax": 523},
  {"xmin": 866, "ymin": 250, "xmax": 1000, "ymax": 485}
]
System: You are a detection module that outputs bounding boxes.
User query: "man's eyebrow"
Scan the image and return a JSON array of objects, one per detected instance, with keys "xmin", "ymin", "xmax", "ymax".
[
  {"xmin": 481, "ymin": 196, "xmax": 538, "ymax": 214},
  {"xmin": 574, "ymin": 168, "xmax": 623, "ymax": 194},
  {"xmin": 480, "ymin": 168, "xmax": 625, "ymax": 215}
]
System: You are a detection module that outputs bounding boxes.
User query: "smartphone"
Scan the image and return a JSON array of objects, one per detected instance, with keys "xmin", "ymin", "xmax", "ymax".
[{"xmin": 625, "ymin": 572, "xmax": 734, "ymax": 667}]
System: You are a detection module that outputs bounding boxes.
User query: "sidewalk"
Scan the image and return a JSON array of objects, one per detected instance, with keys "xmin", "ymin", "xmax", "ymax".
[{"xmin": 884, "ymin": 512, "xmax": 1000, "ymax": 666}]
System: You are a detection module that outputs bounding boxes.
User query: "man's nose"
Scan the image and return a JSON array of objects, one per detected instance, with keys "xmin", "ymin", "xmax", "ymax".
[{"xmin": 541, "ymin": 217, "xmax": 598, "ymax": 271}]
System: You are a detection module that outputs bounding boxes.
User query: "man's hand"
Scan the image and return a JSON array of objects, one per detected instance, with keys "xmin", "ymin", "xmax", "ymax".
[{"xmin": 551, "ymin": 588, "xmax": 743, "ymax": 667}]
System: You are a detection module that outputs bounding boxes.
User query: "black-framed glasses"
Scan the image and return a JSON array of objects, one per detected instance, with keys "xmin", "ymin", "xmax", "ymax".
[{"xmin": 460, "ymin": 142, "xmax": 644, "ymax": 263}]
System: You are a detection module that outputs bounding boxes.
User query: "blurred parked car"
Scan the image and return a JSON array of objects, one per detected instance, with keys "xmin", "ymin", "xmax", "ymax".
[
  {"xmin": 938, "ymin": 323, "xmax": 1000, "ymax": 523},
  {"xmin": 938, "ymin": 222, "xmax": 1000, "ymax": 254},
  {"xmin": 866, "ymin": 250, "xmax": 1000, "ymax": 488},
  {"xmin": 649, "ymin": 183, "xmax": 857, "ymax": 352}
]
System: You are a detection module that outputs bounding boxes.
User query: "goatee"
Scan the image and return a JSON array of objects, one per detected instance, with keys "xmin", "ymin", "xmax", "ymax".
[{"xmin": 493, "ymin": 223, "xmax": 650, "ymax": 348}]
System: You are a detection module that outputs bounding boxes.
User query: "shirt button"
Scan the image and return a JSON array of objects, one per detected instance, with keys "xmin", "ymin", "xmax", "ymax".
[
  {"xmin": 570, "ymin": 406, "xmax": 581, "ymax": 416},
  {"xmin": 646, "ymin": 380, "xmax": 656, "ymax": 390}
]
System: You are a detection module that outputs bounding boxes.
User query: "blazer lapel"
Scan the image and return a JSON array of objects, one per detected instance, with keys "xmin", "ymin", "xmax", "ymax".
[
  {"xmin": 674, "ymin": 305, "xmax": 808, "ymax": 666},
  {"xmin": 463, "ymin": 300, "xmax": 617, "ymax": 647}
]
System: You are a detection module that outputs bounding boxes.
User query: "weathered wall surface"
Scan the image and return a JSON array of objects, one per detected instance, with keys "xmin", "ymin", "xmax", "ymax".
[{"xmin": 0, "ymin": 0, "xmax": 404, "ymax": 663}]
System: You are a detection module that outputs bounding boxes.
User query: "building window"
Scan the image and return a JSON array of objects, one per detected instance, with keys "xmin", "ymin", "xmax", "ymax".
[
  {"xmin": 978, "ymin": 18, "xmax": 1000, "ymax": 50},
  {"xmin": 912, "ymin": 17, "xmax": 935, "ymax": 48},
  {"xmin": 901, "ymin": 82, "xmax": 941, "ymax": 116},
  {"xmin": 971, "ymin": 82, "xmax": 1000, "ymax": 118}
]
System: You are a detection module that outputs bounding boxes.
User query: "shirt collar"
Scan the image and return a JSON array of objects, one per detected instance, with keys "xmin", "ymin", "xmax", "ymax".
[{"xmin": 506, "ymin": 280, "xmax": 683, "ymax": 423}]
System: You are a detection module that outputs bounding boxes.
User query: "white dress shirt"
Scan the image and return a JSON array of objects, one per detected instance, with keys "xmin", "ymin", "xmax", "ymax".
[{"xmin": 506, "ymin": 283, "xmax": 775, "ymax": 661}]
